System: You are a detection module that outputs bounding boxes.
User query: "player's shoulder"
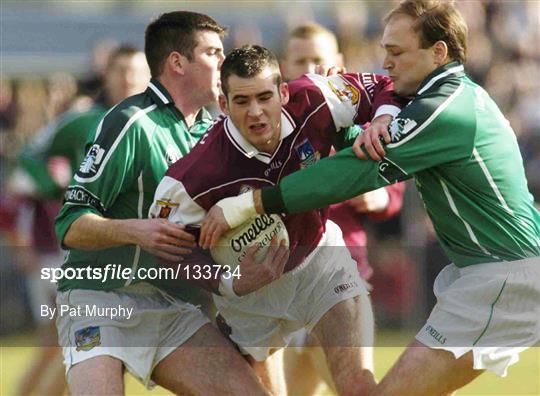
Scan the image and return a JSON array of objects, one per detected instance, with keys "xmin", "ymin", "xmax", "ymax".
[
  {"xmin": 388, "ymin": 77, "xmax": 470, "ymax": 145},
  {"xmin": 166, "ymin": 115, "xmax": 229, "ymax": 184}
]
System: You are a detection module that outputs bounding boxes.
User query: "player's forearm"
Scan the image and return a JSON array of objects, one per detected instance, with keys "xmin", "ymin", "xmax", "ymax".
[
  {"xmin": 63, "ymin": 213, "xmax": 138, "ymax": 249},
  {"xmin": 261, "ymin": 148, "xmax": 386, "ymax": 214}
]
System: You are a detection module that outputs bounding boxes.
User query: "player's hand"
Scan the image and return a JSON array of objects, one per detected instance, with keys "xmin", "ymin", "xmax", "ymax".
[
  {"xmin": 352, "ymin": 114, "xmax": 393, "ymax": 161},
  {"xmin": 347, "ymin": 188, "xmax": 390, "ymax": 213},
  {"xmin": 232, "ymin": 237, "xmax": 289, "ymax": 296},
  {"xmin": 200, "ymin": 205, "xmax": 231, "ymax": 249},
  {"xmin": 314, "ymin": 65, "xmax": 346, "ymax": 76},
  {"xmin": 128, "ymin": 218, "xmax": 196, "ymax": 262}
]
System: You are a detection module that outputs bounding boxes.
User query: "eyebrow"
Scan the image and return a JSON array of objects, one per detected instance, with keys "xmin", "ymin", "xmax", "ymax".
[
  {"xmin": 381, "ymin": 43, "xmax": 401, "ymax": 49},
  {"xmin": 231, "ymin": 90, "xmax": 274, "ymax": 101}
]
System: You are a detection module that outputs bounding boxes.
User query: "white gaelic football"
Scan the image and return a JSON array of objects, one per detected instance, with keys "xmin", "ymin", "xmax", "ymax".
[{"xmin": 210, "ymin": 214, "xmax": 289, "ymax": 269}]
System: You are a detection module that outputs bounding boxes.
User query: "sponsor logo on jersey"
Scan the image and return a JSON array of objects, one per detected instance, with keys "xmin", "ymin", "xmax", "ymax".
[
  {"xmin": 334, "ymin": 281, "xmax": 358, "ymax": 294},
  {"xmin": 295, "ymin": 139, "xmax": 321, "ymax": 169},
  {"xmin": 389, "ymin": 118, "xmax": 417, "ymax": 143},
  {"xmin": 64, "ymin": 186, "xmax": 106, "ymax": 213},
  {"xmin": 165, "ymin": 145, "xmax": 181, "ymax": 165},
  {"xmin": 155, "ymin": 199, "xmax": 179, "ymax": 219},
  {"xmin": 75, "ymin": 326, "xmax": 101, "ymax": 351},
  {"xmin": 264, "ymin": 160, "xmax": 283, "ymax": 177},
  {"xmin": 78, "ymin": 144, "xmax": 106, "ymax": 177},
  {"xmin": 377, "ymin": 158, "xmax": 408, "ymax": 184},
  {"xmin": 328, "ymin": 80, "xmax": 360, "ymax": 105},
  {"xmin": 425, "ymin": 325, "xmax": 447, "ymax": 345}
]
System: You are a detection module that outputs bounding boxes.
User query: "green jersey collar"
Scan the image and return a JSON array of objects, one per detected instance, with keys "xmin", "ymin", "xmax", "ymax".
[
  {"xmin": 146, "ymin": 78, "xmax": 211, "ymax": 125},
  {"xmin": 417, "ymin": 61, "xmax": 465, "ymax": 95},
  {"xmin": 147, "ymin": 79, "xmax": 174, "ymax": 107}
]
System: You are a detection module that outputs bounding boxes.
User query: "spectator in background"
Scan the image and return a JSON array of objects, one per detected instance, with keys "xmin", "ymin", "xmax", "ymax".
[
  {"xmin": 280, "ymin": 22, "xmax": 405, "ymax": 396},
  {"xmin": 6, "ymin": 44, "xmax": 150, "ymax": 396}
]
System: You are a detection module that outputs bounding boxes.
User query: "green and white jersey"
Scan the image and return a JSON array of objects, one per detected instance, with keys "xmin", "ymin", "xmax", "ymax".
[
  {"xmin": 263, "ymin": 62, "xmax": 540, "ymax": 267},
  {"xmin": 55, "ymin": 79, "xmax": 211, "ymax": 291},
  {"xmin": 17, "ymin": 105, "xmax": 106, "ymax": 198}
]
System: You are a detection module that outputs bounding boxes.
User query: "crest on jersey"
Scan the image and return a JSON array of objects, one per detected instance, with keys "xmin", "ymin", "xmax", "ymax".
[
  {"xmin": 328, "ymin": 80, "xmax": 360, "ymax": 105},
  {"xmin": 75, "ymin": 326, "xmax": 101, "ymax": 351},
  {"xmin": 295, "ymin": 139, "xmax": 321, "ymax": 169},
  {"xmin": 165, "ymin": 145, "xmax": 181, "ymax": 165},
  {"xmin": 78, "ymin": 144, "xmax": 106, "ymax": 177},
  {"xmin": 389, "ymin": 118, "xmax": 417, "ymax": 143},
  {"xmin": 155, "ymin": 199, "xmax": 179, "ymax": 219}
]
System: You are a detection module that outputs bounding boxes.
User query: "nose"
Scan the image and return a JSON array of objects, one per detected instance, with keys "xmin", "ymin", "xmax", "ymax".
[
  {"xmin": 247, "ymin": 100, "xmax": 263, "ymax": 117},
  {"xmin": 218, "ymin": 52, "xmax": 225, "ymax": 69},
  {"xmin": 382, "ymin": 54, "xmax": 393, "ymax": 71}
]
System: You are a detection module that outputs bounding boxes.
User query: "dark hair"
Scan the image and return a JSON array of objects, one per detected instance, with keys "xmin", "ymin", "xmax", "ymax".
[
  {"xmin": 384, "ymin": 0, "xmax": 468, "ymax": 63},
  {"xmin": 106, "ymin": 44, "xmax": 143, "ymax": 70},
  {"xmin": 145, "ymin": 11, "xmax": 227, "ymax": 77},
  {"xmin": 221, "ymin": 45, "xmax": 282, "ymax": 96}
]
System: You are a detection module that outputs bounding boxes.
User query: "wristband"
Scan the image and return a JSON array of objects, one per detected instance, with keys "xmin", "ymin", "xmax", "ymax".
[
  {"xmin": 218, "ymin": 271, "xmax": 239, "ymax": 298},
  {"xmin": 216, "ymin": 191, "xmax": 257, "ymax": 228}
]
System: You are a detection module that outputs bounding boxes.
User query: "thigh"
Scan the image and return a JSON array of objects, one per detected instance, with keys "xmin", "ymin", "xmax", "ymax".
[
  {"xmin": 373, "ymin": 340, "xmax": 484, "ymax": 396},
  {"xmin": 312, "ymin": 295, "xmax": 376, "ymax": 396},
  {"xmin": 68, "ymin": 355, "xmax": 124, "ymax": 395},
  {"xmin": 152, "ymin": 323, "xmax": 269, "ymax": 396}
]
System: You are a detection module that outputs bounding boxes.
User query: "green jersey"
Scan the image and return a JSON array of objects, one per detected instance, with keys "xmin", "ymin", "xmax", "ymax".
[
  {"xmin": 17, "ymin": 105, "xmax": 106, "ymax": 198},
  {"xmin": 263, "ymin": 62, "xmax": 540, "ymax": 267},
  {"xmin": 55, "ymin": 79, "xmax": 211, "ymax": 291}
]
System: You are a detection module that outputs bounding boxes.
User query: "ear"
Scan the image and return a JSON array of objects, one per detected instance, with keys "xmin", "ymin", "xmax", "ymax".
[
  {"xmin": 218, "ymin": 93, "xmax": 229, "ymax": 115},
  {"xmin": 433, "ymin": 41, "xmax": 449, "ymax": 66},
  {"xmin": 279, "ymin": 82, "xmax": 290, "ymax": 106},
  {"xmin": 166, "ymin": 51, "xmax": 188, "ymax": 76}
]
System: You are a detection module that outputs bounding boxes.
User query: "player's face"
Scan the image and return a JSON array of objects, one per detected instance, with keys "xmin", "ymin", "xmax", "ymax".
[
  {"xmin": 105, "ymin": 53, "xmax": 150, "ymax": 105},
  {"xmin": 220, "ymin": 67, "xmax": 289, "ymax": 154},
  {"xmin": 283, "ymin": 36, "xmax": 343, "ymax": 80},
  {"xmin": 381, "ymin": 15, "xmax": 438, "ymax": 96},
  {"xmin": 183, "ymin": 30, "xmax": 225, "ymax": 105}
]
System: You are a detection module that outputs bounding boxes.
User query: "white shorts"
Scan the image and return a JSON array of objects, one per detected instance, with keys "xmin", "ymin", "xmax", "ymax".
[
  {"xmin": 56, "ymin": 282, "xmax": 210, "ymax": 388},
  {"xmin": 213, "ymin": 221, "xmax": 368, "ymax": 361},
  {"xmin": 415, "ymin": 257, "xmax": 540, "ymax": 377}
]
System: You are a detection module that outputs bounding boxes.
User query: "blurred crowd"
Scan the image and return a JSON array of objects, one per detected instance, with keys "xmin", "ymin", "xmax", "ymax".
[{"xmin": 0, "ymin": 1, "xmax": 538, "ymax": 333}]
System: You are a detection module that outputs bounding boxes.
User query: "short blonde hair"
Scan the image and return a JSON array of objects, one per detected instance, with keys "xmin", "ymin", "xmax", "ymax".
[{"xmin": 287, "ymin": 22, "xmax": 339, "ymax": 52}]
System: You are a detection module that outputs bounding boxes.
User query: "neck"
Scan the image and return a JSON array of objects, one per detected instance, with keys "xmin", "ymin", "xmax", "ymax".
[{"xmin": 157, "ymin": 74, "xmax": 205, "ymax": 127}]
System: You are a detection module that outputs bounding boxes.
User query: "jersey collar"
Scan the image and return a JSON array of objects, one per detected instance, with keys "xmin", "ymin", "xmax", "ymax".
[
  {"xmin": 146, "ymin": 78, "xmax": 174, "ymax": 107},
  {"xmin": 416, "ymin": 61, "xmax": 465, "ymax": 96},
  {"xmin": 224, "ymin": 109, "xmax": 296, "ymax": 164},
  {"xmin": 146, "ymin": 78, "xmax": 211, "ymax": 125}
]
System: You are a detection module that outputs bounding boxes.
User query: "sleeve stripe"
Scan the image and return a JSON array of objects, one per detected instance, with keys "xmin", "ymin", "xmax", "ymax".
[
  {"xmin": 74, "ymin": 104, "xmax": 157, "ymax": 183},
  {"xmin": 387, "ymin": 82, "xmax": 463, "ymax": 149}
]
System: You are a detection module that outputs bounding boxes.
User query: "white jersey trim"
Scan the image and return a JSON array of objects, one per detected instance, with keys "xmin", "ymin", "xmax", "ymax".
[
  {"xmin": 193, "ymin": 177, "xmax": 275, "ymax": 202},
  {"xmin": 472, "ymin": 148, "xmax": 514, "ymax": 215},
  {"xmin": 224, "ymin": 111, "xmax": 295, "ymax": 164},
  {"xmin": 93, "ymin": 104, "xmax": 119, "ymax": 141},
  {"xmin": 418, "ymin": 64, "xmax": 464, "ymax": 95},
  {"xmin": 387, "ymin": 82, "xmax": 464, "ymax": 149},
  {"xmin": 440, "ymin": 179, "xmax": 499, "ymax": 260},
  {"xmin": 148, "ymin": 81, "xmax": 171, "ymax": 105},
  {"xmin": 125, "ymin": 172, "xmax": 144, "ymax": 286},
  {"xmin": 75, "ymin": 104, "xmax": 158, "ymax": 183}
]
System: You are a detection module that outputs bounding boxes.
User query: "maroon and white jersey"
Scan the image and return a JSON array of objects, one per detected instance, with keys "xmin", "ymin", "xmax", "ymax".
[{"xmin": 149, "ymin": 72, "xmax": 401, "ymax": 292}]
